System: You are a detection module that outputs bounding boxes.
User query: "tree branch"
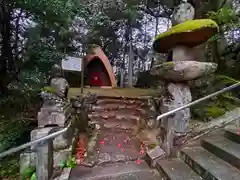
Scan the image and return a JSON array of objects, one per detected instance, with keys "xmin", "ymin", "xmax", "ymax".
[
  {"xmin": 220, "ymin": 0, "xmax": 228, "ymax": 8},
  {"xmin": 13, "ymin": 9, "xmax": 23, "ymax": 63},
  {"xmin": 139, "ymin": 4, "xmax": 171, "ymax": 18}
]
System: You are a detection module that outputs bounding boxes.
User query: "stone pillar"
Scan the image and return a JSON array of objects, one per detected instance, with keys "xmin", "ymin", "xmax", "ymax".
[
  {"xmin": 20, "ymin": 64, "xmax": 73, "ymax": 179},
  {"xmin": 160, "ymin": 2, "xmax": 195, "ymax": 144},
  {"xmin": 161, "ymin": 83, "xmax": 192, "ymax": 135},
  {"xmin": 35, "ymin": 129, "xmax": 54, "ymax": 180},
  {"xmin": 171, "ymin": 2, "xmax": 195, "ymax": 26},
  {"xmin": 150, "ymin": 2, "xmax": 218, "ymax": 155}
]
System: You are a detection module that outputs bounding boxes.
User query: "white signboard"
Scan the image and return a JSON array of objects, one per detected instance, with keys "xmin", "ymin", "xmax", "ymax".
[{"xmin": 61, "ymin": 56, "xmax": 82, "ymax": 72}]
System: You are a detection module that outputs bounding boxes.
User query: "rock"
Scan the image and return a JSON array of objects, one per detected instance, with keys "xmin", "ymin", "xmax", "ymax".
[
  {"xmin": 19, "ymin": 147, "xmax": 73, "ymax": 175},
  {"xmin": 30, "ymin": 127, "xmax": 53, "ymax": 151},
  {"xmin": 31, "ymin": 126, "xmax": 72, "ymax": 151},
  {"xmin": 146, "ymin": 146, "xmax": 166, "ymax": 167},
  {"xmin": 50, "ymin": 76, "xmax": 69, "ymax": 99},
  {"xmin": 138, "ymin": 129, "xmax": 161, "ymax": 147},
  {"xmin": 172, "ymin": 46, "xmax": 195, "ymax": 62},
  {"xmin": 147, "ymin": 118, "xmax": 157, "ymax": 129},
  {"xmin": 111, "ymin": 154, "xmax": 126, "ymax": 162},
  {"xmin": 38, "ymin": 64, "xmax": 71, "ymax": 128},
  {"xmin": 37, "ymin": 104, "xmax": 72, "ymax": 128},
  {"xmin": 52, "ymin": 126, "xmax": 73, "ymax": 150},
  {"xmin": 151, "ymin": 61, "xmax": 218, "ymax": 82},
  {"xmin": 97, "ymin": 153, "xmax": 111, "ymax": 164},
  {"xmin": 171, "ymin": 2, "xmax": 195, "ymax": 25},
  {"xmin": 153, "ymin": 19, "xmax": 219, "ymax": 53},
  {"xmin": 160, "ymin": 83, "xmax": 192, "ymax": 134},
  {"xmin": 20, "ymin": 151, "xmax": 36, "ymax": 178}
]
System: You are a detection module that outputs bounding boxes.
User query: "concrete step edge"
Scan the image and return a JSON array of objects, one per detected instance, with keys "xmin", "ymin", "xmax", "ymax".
[
  {"xmin": 181, "ymin": 146, "xmax": 240, "ymax": 180},
  {"xmin": 202, "ymin": 136, "xmax": 240, "ymax": 169},
  {"xmin": 156, "ymin": 158, "xmax": 202, "ymax": 180},
  {"xmin": 225, "ymin": 127, "xmax": 240, "ymax": 144}
]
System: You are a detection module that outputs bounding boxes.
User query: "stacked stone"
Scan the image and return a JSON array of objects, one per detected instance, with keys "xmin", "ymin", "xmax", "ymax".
[
  {"xmin": 150, "ymin": 2, "xmax": 219, "ymax": 153},
  {"xmin": 20, "ymin": 65, "xmax": 73, "ymax": 180}
]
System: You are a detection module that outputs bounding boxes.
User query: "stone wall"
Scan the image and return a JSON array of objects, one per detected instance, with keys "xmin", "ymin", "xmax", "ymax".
[{"xmin": 19, "ymin": 91, "xmax": 97, "ymax": 180}]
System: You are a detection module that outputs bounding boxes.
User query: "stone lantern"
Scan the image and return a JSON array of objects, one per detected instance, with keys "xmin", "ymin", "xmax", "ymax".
[{"xmin": 150, "ymin": 2, "xmax": 219, "ymax": 153}]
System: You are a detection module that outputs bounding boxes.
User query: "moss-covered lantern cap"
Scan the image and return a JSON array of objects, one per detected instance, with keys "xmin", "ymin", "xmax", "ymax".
[{"xmin": 153, "ymin": 19, "xmax": 219, "ymax": 53}]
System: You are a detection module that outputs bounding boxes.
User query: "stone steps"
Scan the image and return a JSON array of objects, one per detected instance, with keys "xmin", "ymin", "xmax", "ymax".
[
  {"xmin": 92, "ymin": 104, "xmax": 148, "ymax": 113},
  {"xmin": 67, "ymin": 96, "xmax": 162, "ymax": 179},
  {"xmin": 89, "ymin": 109, "xmax": 148, "ymax": 120},
  {"xmin": 69, "ymin": 160, "xmax": 161, "ymax": 180},
  {"xmin": 69, "ymin": 97, "xmax": 161, "ymax": 179},
  {"xmin": 225, "ymin": 127, "xmax": 240, "ymax": 144},
  {"xmin": 95, "ymin": 97, "xmax": 147, "ymax": 106},
  {"xmin": 93, "ymin": 129, "xmax": 143, "ymax": 165},
  {"xmin": 92, "ymin": 119, "xmax": 137, "ymax": 130},
  {"xmin": 202, "ymin": 136, "xmax": 240, "ymax": 169},
  {"xmin": 181, "ymin": 146, "xmax": 240, "ymax": 180},
  {"xmin": 88, "ymin": 97, "xmax": 151, "ymax": 131},
  {"xmin": 157, "ymin": 158, "xmax": 202, "ymax": 180},
  {"xmin": 157, "ymin": 127, "xmax": 240, "ymax": 180}
]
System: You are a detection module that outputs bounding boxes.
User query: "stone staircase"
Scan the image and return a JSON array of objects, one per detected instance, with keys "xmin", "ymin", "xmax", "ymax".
[
  {"xmin": 157, "ymin": 126, "xmax": 240, "ymax": 180},
  {"xmin": 89, "ymin": 97, "xmax": 150, "ymax": 130},
  {"xmin": 69, "ymin": 96, "xmax": 162, "ymax": 180}
]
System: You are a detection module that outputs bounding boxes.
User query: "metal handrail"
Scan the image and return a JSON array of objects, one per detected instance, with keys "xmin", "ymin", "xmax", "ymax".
[
  {"xmin": 157, "ymin": 82, "xmax": 240, "ymax": 121},
  {"xmin": 0, "ymin": 122, "xmax": 71, "ymax": 159}
]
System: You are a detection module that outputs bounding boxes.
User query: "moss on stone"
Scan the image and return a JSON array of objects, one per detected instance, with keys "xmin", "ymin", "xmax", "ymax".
[
  {"xmin": 160, "ymin": 62, "xmax": 174, "ymax": 71},
  {"xmin": 154, "ymin": 62, "xmax": 174, "ymax": 73},
  {"xmin": 148, "ymin": 143, "xmax": 157, "ymax": 149},
  {"xmin": 203, "ymin": 63, "xmax": 218, "ymax": 75},
  {"xmin": 41, "ymin": 86, "xmax": 57, "ymax": 94},
  {"xmin": 205, "ymin": 106, "xmax": 226, "ymax": 118},
  {"xmin": 191, "ymin": 97, "xmax": 237, "ymax": 122},
  {"xmin": 154, "ymin": 19, "xmax": 219, "ymax": 42}
]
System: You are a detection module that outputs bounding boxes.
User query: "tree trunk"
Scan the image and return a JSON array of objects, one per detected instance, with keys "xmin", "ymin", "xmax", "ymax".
[
  {"xmin": 212, "ymin": 41, "xmax": 222, "ymax": 72},
  {"xmin": 150, "ymin": 17, "xmax": 159, "ymax": 69},
  {"xmin": 0, "ymin": 0, "xmax": 13, "ymax": 95},
  {"xmin": 128, "ymin": 27, "xmax": 133, "ymax": 87},
  {"xmin": 13, "ymin": 9, "xmax": 23, "ymax": 63}
]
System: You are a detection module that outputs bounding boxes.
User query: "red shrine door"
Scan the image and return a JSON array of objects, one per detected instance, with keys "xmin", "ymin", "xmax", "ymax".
[{"xmin": 90, "ymin": 72, "xmax": 102, "ymax": 86}]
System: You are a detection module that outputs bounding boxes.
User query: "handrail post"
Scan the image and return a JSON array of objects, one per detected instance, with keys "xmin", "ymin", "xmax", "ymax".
[
  {"xmin": 157, "ymin": 82, "xmax": 240, "ymax": 122},
  {"xmin": 18, "ymin": 87, "xmax": 73, "ymax": 179},
  {"xmin": 156, "ymin": 82, "xmax": 240, "ymax": 154},
  {"xmin": 35, "ymin": 133, "xmax": 53, "ymax": 180}
]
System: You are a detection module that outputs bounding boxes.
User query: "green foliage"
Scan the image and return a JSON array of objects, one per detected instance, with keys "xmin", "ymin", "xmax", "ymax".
[
  {"xmin": 190, "ymin": 73, "xmax": 239, "ymax": 122},
  {"xmin": 215, "ymin": 75, "xmax": 240, "ymax": 84},
  {"xmin": 60, "ymin": 156, "xmax": 77, "ymax": 168},
  {"xmin": 0, "ymin": 155, "xmax": 20, "ymax": 179},
  {"xmin": 0, "ymin": 119, "xmax": 32, "ymax": 152},
  {"xmin": 207, "ymin": 7, "xmax": 240, "ymax": 42},
  {"xmin": 207, "ymin": 34, "xmax": 220, "ymax": 43},
  {"xmin": 18, "ymin": 0, "xmax": 80, "ymax": 25},
  {"xmin": 30, "ymin": 173, "xmax": 37, "ymax": 180},
  {"xmin": 191, "ymin": 99, "xmax": 236, "ymax": 122},
  {"xmin": 207, "ymin": 8, "xmax": 238, "ymax": 26},
  {"xmin": 205, "ymin": 106, "xmax": 226, "ymax": 118},
  {"xmin": 22, "ymin": 167, "xmax": 36, "ymax": 180}
]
